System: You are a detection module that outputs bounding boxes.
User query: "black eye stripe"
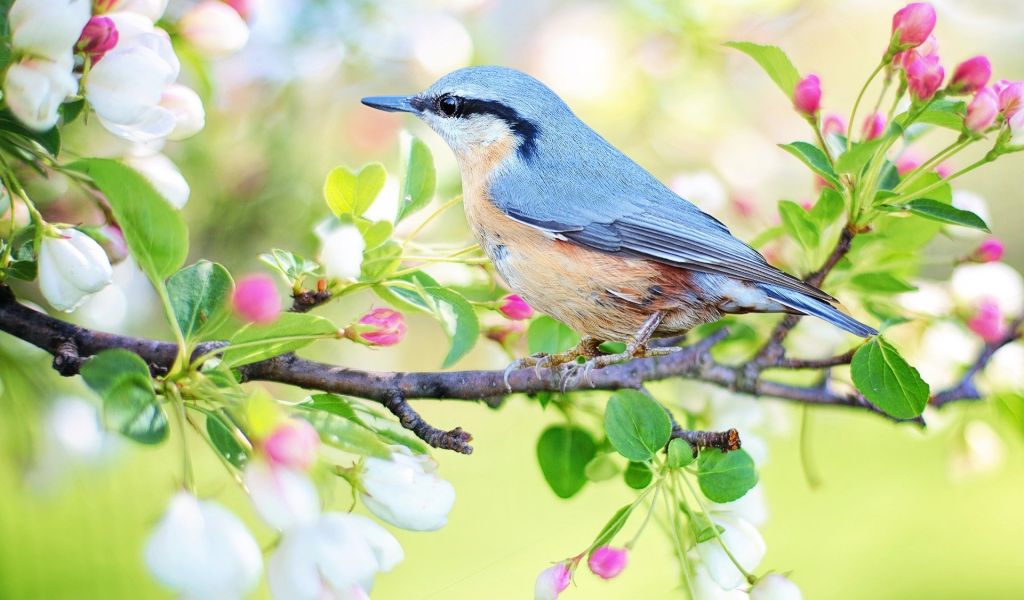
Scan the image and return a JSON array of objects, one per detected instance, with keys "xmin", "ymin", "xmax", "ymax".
[{"xmin": 424, "ymin": 95, "xmax": 539, "ymax": 160}]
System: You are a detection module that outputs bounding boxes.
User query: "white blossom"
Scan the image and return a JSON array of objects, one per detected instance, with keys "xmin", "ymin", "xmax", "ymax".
[
  {"xmin": 244, "ymin": 458, "xmax": 320, "ymax": 531},
  {"xmin": 179, "ymin": 1, "xmax": 250, "ymax": 57},
  {"xmin": 359, "ymin": 446, "xmax": 456, "ymax": 531},
  {"xmin": 750, "ymin": 574, "xmax": 803, "ymax": 600},
  {"xmin": 695, "ymin": 515, "xmax": 766, "ymax": 590},
  {"xmin": 950, "ymin": 262, "xmax": 1024, "ymax": 316},
  {"xmin": 691, "ymin": 565, "xmax": 747, "ymax": 600},
  {"xmin": 317, "ymin": 223, "xmax": 365, "ymax": 280},
  {"xmin": 38, "ymin": 228, "xmax": 113, "ymax": 312},
  {"xmin": 105, "ymin": 0, "xmax": 168, "ymax": 21},
  {"xmin": 160, "ymin": 84, "xmax": 206, "ymax": 141},
  {"xmin": 125, "ymin": 151, "xmax": 191, "ymax": 208},
  {"xmin": 3, "ymin": 55, "xmax": 78, "ymax": 131},
  {"xmin": 9, "ymin": 0, "xmax": 90, "ymax": 61}
]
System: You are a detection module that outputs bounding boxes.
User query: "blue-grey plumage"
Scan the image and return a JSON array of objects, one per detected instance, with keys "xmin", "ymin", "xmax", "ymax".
[{"xmin": 362, "ymin": 66, "xmax": 877, "ymax": 341}]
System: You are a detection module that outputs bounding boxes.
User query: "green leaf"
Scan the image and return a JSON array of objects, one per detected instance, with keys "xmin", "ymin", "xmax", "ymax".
[
  {"xmin": 591, "ymin": 504, "xmax": 633, "ymax": 551},
  {"xmin": 779, "ymin": 142, "xmax": 840, "ymax": 188},
  {"xmin": 584, "ymin": 453, "xmax": 620, "ymax": 481},
  {"xmin": 749, "ymin": 225, "xmax": 785, "ymax": 249},
  {"xmin": 851, "ymin": 337, "xmax": 929, "ymax": 419},
  {"xmin": 623, "ymin": 461, "xmax": 653, "ymax": 489},
  {"xmin": 69, "ymin": 159, "xmax": 188, "ymax": 282},
  {"xmin": 0, "ymin": 108, "xmax": 60, "ymax": 155},
  {"xmin": 357, "ymin": 219, "xmax": 393, "ymax": 251},
  {"xmin": 809, "ymin": 187, "xmax": 845, "ymax": 227},
  {"xmin": 834, "ymin": 139, "xmax": 881, "ymax": 174},
  {"xmin": 895, "ymin": 99, "xmax": 966, "ymax": 131},
  {"xmin": 259, "ymin": 249, "xmax": 321, "ymax": 285},
  {"xmin": 527, "ymin": 316, "xmax": 580, "ymax": 355},
  {"xmin": 167, "ymin": 261, "xmax": 234, "ymax": 343},
  {"xmin": 849, "ymin": 272, "xmax": 917, "ymax": 294},
  {"xmin": 427, "ymin": 286, "xmax": 480, "ymax": 368},
  {"xmin": 221, "ymin": 313, "xmax": 337, "ymax": 368},
  {"xmin": 900, "ymin": 199, "xmax": 990, "ymax": 231},
  {"xmin": 680, "ymin": 504, "xmax": 725, "ymax": 543},
  {"xmin": 324, "ymin": 163, "xmax": 386, "ymax": 217},
  {"xmin": 724, "ymin": 41, "xmax": 801, "ymax": 96},
  {"xmin": 603, "ymin": 390, "xmax": 672, "ymax": 462},
  {"xmin": 536, "ymin": 425, "xmax": 597, "ymax": 499},
  {"xmin": 301, "ymin": 411, "xmax": 390, "ymax": 458},
  {"xmin": 360, "ymin": 240, "xmax": 403, "ymax": 282},
  {"xmin": 80, "ymin": 349, "xmax": 167, "ymax": 445},
  {"xmin": 206, "ymin": 414, "xmax": 248, "ymax": 468},
  {"xmin": 667, "ymin": 437, "xmax": 694, "ymax": 468},
  {"xmin": 303, "ymin": 393, "xmax": 430, "ymax": 454},
  {"xmin": 397, "ymin": 136, "xmax": 436, "ymax": 223},
  {"xmin": 696, "ymin": 449, "xmax": 758, "ymax": 503},
  {"xmin": 777, "ymin": 200, "xmax": 820, "ymax": 251}
]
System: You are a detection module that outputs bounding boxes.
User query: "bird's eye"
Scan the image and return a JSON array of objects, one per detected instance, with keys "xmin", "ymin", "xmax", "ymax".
[{"xmin": 436, "ymin": 94, "xmax": 463, "ymax": 118}]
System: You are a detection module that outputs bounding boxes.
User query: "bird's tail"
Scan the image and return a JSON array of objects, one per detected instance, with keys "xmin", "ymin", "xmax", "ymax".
[{"xmin": 759, "ymin": 284, "xmax": 877, "ymax": 337}]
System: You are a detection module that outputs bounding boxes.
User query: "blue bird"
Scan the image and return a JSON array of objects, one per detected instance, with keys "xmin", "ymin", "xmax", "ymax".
[{"xmin": 363, "ymin": 66, "xmax": 875, "ymax": 373}]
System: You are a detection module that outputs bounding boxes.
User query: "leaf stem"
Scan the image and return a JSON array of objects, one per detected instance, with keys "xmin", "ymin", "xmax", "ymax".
[
  {"xmin": 847, "ymin": 62, "xmax": 888, "ymax": 151},
  {"xmin": 402, "ymin": 194, "xmax": 463, "ymax": 244},
  {"xmin": 678, "ymin": 470, "xmax": 756, "ymax": 584}
]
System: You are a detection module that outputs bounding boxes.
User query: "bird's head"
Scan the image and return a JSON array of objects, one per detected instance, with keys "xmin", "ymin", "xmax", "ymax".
[{"xmin": 362, "ymin": 66, "xmax": 572, "ymax": 166}]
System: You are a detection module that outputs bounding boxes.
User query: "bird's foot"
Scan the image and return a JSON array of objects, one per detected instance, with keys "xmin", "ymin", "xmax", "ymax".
[
  {"xmin": 557, "ymin": 342, "xmax": 681, "ymax": 390},
  {"xmin": 503, "ymin": 337, "xmax": 603, "ymax": 392}
]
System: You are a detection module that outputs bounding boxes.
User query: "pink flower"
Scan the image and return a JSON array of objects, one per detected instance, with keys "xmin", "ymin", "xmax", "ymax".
[
  {"xmin": 891, "ymin": 3, "xmax": 937, "ymax": 48},
  {"xmin": 352, "ymin": 308, "xmax": 407, "ymax": 347},
  {"xmin": 535, "ymin": 563, "xmax": 571, "ymax": 600},
  {"xmin": 997, "ymin": 81, "xmax": 1024, "ymax": 117},
  {"xmin": 499, "ymin": 294, "xmax": 534, "ymax": 320},
  {"xmin": 965, "ymin": 87, "xmax": 999, "ymax": 132},
  {"xmin": 971, "ymin": 238, "xmax": 1005, "ymax": 263},
  {"xmin": 264, "ymin": 419, "xmax": 320, "ymax": 471},
  {"xmin": 894, "ymin": 35, "xmax": 939, "ymax": 72},
  {"xmin": 588, "ymin": 547, "xmax": 628, "ymax": 580},
  {"xmin": 949, "ymin": 56, "xmax": 991, "ymax": 94},
  {"xmin": 907, "ymin": 53, "xmax": 944, "ymax": 101},
  {"xmin": 232, "ymin": 274, "xmax": 282, "ymax": 324},
  {"xmin": 821, "ymin": 113, "xmax": 846, "ymax": 137},
  {"xmin": 861, "ymin": 112, "xmax": 886, "ymax": 140},
  {"xmin": 792, "ymin": 74, "xmax": 821, "ymax": 117},
  {"xmin": 896, "ymin": 152, "xmax": 922, "ymax": 176},
  {"xmin": 967, "ymin": 299, "xmax": 1008, "ymax": 343},
  {"xmin": 76, "ymin": 16, "xmax": 119, "ymax": 64}
]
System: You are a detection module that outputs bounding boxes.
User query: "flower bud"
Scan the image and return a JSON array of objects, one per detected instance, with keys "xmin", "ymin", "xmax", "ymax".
[
  {"xmin": 39, "ymin": 227, "xmax": 114, "ymax": 312},
  {"xmin": 359, "ymin": 446, "xmax": 455, "ymax": 531},
  {"xmin": 264, "ymin": 418, "xmax": 320, "ymax": 471},
  {"xmin": 967, "ymin": 298, "xmax": 1008, "ymax": 343},
  {"xmin": 970, "ymin": 238, "xmax": 1005, "ymax": 263},
  {"xmin": 750, "ymin": 574, "xmax": 804, "ymax": 600},
  {"xmin": 232, "ymin": 274, "xmax": 282, "ymax": 324},
  {"xmin": 906, "ymin": 53, "xmax": 944, "ymax": 101},
  {"xmin": 348, "ymin": 308, "xmax": 407, "ymax": 347},
  {"xmin": 160, "ymin": 84, "xmax": 206, "ymax": 141},
  {"xmin": 588, "ymin": 546, "xmax": 628, "ymax": 579},
  {"xmin": 965, "ymin": 87, "xmax": 999, "ymax": 132},
  {"xmin": 891, "ymin": 3, "xmax": 936, "ymax": 48},
  {"xmin": 318, "ymin": 223, "xmax": 365, "ymax": 280},
  {"xmin": 861, "ymin": 112, "xmax": 886, "ymax": 140},
  {"xmin": 534, "ymin": 562, "xmax": 571, "ymax": 600},
  {"xmin": 179, "ymin": 1, "xmax": 250, "ymax": 58},
  {"xmin": 696, "ymin": 515, "xmax": 766, "ymax": 590},
  {"xmin": 792, "ymin": 74, "xmax": 821, "ymax": 117},
  {"xmin": 92, "ymin": 223, "xmax": 129, "ymax": 264},
  {"xmin": 4, "ymin": 56, "xmax": 77, "ymax": 131},
  {"xmin": 949, "ymin": 56, "xmax": 991, "ymax": 94},
  {"xmin": 821, "ymin": 113, "xmax": 846, "ymax": 137},
  {"xmin": 499, "ymin": 294, "xmax": 534, "ymax": 320},
  {"xmin": 996, "ymin": 81, "xmax": 1023, "ymax": 117},
  {"xmin": 77, "ymin": 16, "xmax": 119, "ymax": 64},
  {"xmin": 895, "ymin": 152, "xmax": 921, "ymax": 176}
]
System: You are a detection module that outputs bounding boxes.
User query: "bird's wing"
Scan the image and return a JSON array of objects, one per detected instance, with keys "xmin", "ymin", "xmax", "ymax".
[{"xmin": 489, "ymin": 167, "xmax": 834, "ymax": 303}]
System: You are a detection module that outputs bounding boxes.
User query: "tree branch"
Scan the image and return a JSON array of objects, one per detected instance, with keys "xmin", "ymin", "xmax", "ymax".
[{"xmin": 931, "ymin": 315, "xmax": 1024, "ymax": 408}]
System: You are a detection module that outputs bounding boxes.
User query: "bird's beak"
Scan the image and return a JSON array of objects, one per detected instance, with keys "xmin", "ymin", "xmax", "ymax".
[{"xmin": 361, "ymin": 96, "xmax": 418, "ymax": 114}]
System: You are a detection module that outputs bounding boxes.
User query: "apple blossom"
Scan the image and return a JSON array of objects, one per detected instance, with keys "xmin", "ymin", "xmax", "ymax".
[
  {"xmin": 965, "ymin": 87, "xmax": 999, "ymax": 132},
  {"xmin": 10, "ymin": 0, "xmax": 91, "ymax": 62},
  {"xmin": 906, "ymin": 53, "xmax": 944, "ymax": 101},
  {"xmin": 264, "ymin": 418, "xmax": 320, "ymax": 471},
  {"xmin": 750, "ymin": 574, "xmax": 803, "ymax": 600},
  {"xmin": 359, "ymin": 446, "xmax": 455, "ymax": 531},
  {"xmin": 179, "ymin": 1, "xmax": 251, "ymax": 58},
  {"xmin": 588, "ymin": 546, "xmax": 628, "ymax": 579},
  {"xmin": 244, "ymin": 458, "xmax": 320, "ymax": 530},
  {"xmin": 861, "ymin": 112, "xmax": 885, "ymax": 140},
  {"xmin": 696, "ymin": 515, "xmax": 766, "ymax": 590},
  {"xmin": 692, "ymin": 565, "xmax": 748, "ymax": 600},
  {"xmin": 996, "ymin": 81, "xmax": 1023, "ymax": 117},
  {"xmin": 1009, "ymin": 110, "xmax": 1024, "ymax": 147},
  {"xmin": 895, "ymin": 152, "xmax": 921, "ymax": 176},
  {"xmin": 348, "ymin": 308, "xmax": 407, "ymax": 347},
  {"xmin": 144, "ymin": 492, "xmax": 262, "ymax": 600},
  {"xmin": 3, "ymin": 56, "xmax": 78, "ymax": 131},
  {"xmin": 967, "ymin": 299, "xmax": 1008, "ymax": 343},
  {"xmin": 318, "ymin": 223, "xmax": 365, "ymax": 280},
  {"xmin": 951, "ymin": 262, "xmax": 1024, "ymax": 316},
  {"xmin": 232, "ymin": 274, "xmax": 283, "ymax": 324},
  {"xmin": 970, "ymin": 238, "xmax": 1005, "ymax": 263},
  {"xmin": 534, "ymin": 562, "xmax": 571, "ymax": 600},
  {"xmin": 891, "ymin": 3, "xmax": 936, "ymax": 48},
  {"xmin": 499, "ymin": 294, "xmax": 534, "ymax": 320},
  {"xmin": 38, "ymin": 227, "xmax": 114, "ymax": 312},
  {"xmin": 949, "ymin": 56, "xmax": 991, "ymax": 94},
  {"xmin": 792, "ymin": 74, "xmax": 821, "ymax": 117},
  {"xmin": 124, "ymin": 151, "xmax": 191, "ymax": 208},
  {"xmin": 160, "ymin": 84, "xmax": 206, "ymax": 141}
]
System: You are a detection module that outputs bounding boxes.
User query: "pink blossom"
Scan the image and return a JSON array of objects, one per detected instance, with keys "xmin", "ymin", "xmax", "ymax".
[
  {"xmin": 792, "ymin": 74, "xmax": 821, "ymax": 117},
  {"xmin": 891, "ymin": 3, "xmax": 937, "ymax": 48},
  {"xmin": 896, "ymin": 152, "xmax": 922, "ymax": 176},
  {"xmin": 906, "ymin": 53, "xmax": 944, "ymax": 101},
  {"xmin": 949, "ymin": 56, "xmax": 991, "ymax": 94},
  {"xmin": 535, "ymin": 563, "xmax": 571, "ymax": 600},
  {"xmin": 894, "ymin": 35, "xmax": 938, "ymax": 71},
  {"xmin": 965, "ymin": 87, "xmax": 999, "ymax": 132},
  {"xmin": 971, "ymin": 238, "xmax": 1005, "ymax": 263},
  {"xmin": 352, "ymin": 308, "xmax": 407, "ymax": 347},
  {"xmin": 588, "ymin": 547, "xmax": 628, "ymax": 580},
  {"xmin": 264, "ymin": 419, "xmax": 320, "ymax": 471},
  {"xmin": 498, "ymin": 294, "xmax": 534, "ymax": 320},
  {"xmin": 997, "ymin": 81, "xmax": 1024, "ymax": 117},
  {"xmin": 77, "ymin": 16, "xmax": 119, "ymax": 64},
  {"xmin": 967, "ymin": 299, "xmax": 1008, "ymax": 343},
  {"xmin": 821, "ymin": 113, "xmax": 846, "ymax": 137},
  {"xmin": 861, "ymin": 112, "xmax": 886, "ymax": 140},
  {"xmin": 232, "ymin": 274, "xmax": 282, "ymax": 324}
]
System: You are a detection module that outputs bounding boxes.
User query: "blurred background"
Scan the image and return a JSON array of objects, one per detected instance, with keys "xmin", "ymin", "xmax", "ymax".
[{"xmin": 2, "ymin": 0, "xmax": 1024, "ymax": 597}]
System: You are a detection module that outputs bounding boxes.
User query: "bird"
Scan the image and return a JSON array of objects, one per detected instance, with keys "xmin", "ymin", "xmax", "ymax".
[{"xmin": 362, "ymin": 66, "xmax": 876, "ymax": 378}]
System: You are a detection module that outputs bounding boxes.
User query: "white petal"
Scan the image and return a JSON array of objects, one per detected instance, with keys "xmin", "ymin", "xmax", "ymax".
[
  {"xmin": 950, "ymin": 262, "xmax": 1024, "ymax": 315},
  {"xmin": 750, "ymin": 574, "xmax": 803, "ymax": 600},
  {"xmin": 359, "ymin": 447, "xmax": 455, "ymax": 531},
  {"xmin": 4, "ymin": 56, "xmax": 77, "ymax": 131},
  {"xmin": 160, "ymin": 84, "xmax": 206, "ymax": 140},
  {"xmin": 696, "ymin": 516, "xmax": 765, "ymax": 590},
  {"xmin": 244, "ymin": 459, "xmax": 320, "ymax": 530},
  {"xmin": 86, "ymin": 44, "xmax": 175, "ymax": 132},
  {"xmin": 38, "ymin": 230, "xmax": 113, "ymax": 312},
  {"xmin": 318, "ymin": 224, "xmax": 365, "ymax": 280},
  {"xmin": 179, "ymin": 1, "xmax": 250, "ymax": 58},
  {"xmin": 111, "ymin": 0, "xmax": 169, "ymax": 21},
  {"xmin": 63, "ymin": 229, "xmax": 115, "ymax": 293},
  {"xmin": 346, "ymin": 514, "xmax": 404, "ymax": 572},
  {"xmin": 314, "ymin": 513, "xmax": 385, "ymax": 593},
  {"xmin": 124, "ymin": 152, "xmax": 190, "ymax": 207},
  {"xmin": 10, "ymin": 0, "xmax": 90, "ymax": 61},
  {"xmin": 267, "ymin": 524, "xmax": 327, "ymax": 600}
]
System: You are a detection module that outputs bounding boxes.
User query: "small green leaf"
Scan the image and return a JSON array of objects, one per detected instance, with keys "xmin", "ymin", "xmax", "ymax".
[
  {"xmin": 302, "ymin": 393, "xmax": 429, "ymax": 454},
  {"xmin": 360, "ymin": 240, "xmax": 403, "ymax": 282},
  {"xmin": 696, "ymin": 449, "xmax": 758, "ymax": 503},
  {"xmin": 0, "ymin": 108, "xmax": 60, "ymax": 155},
  {"xmin": 536, "ymin": 425, "xmax": 597, "ymax": 499},
  {"xmin": 778, "ymin": 200, "xmax": 820, "ymax": 251},
  {"xmin": 604, "ymin": 390, "xmax": 672, "ymax": 462},
  {"xmin": 397, "ymin": 136, "xmax": 436, "ymax": 222},
  {"xmin": 259, "ymin": 249, "xmax": 321, "ymax": 285},
  {"xmin": 591, "ymin": 504, "xmax": 633, "ymax": 552},
  {"xmin": 426, "ymin": 286, "xmax": 480, "ymax": 368},
  {"xmin": 680, "ymin": 504, "xmax": 725, "ymax": 543},
  {"xmin": 623, "ymin": 461, "xmax": 653, "ymax": 489},
  {"xmin": 667, "ymin": 438, "xmax": 694, "ymax": 468},
  {"xmin": 167, "ymin": 261, "xmax": 234, "ymax": 343},
  {"xmin": 749, "ymin": 225, "xmax": 785, "ymax": 249},
  {"xmin": 527, "ymin": 316, "xmax": 580, "ymax": 355},
  {"xmin": 779, "ymin": 142, "xmax": 840, "ymax": 188},
  {"xmin": 221, "ymin": 313, "xmax": 337, "ymax": 368},
  {"xmin": 357, "ymin": 219, "xmax": 393, "ymax": 251},
  {"xmin": 834, "ymin": 139, "xmax": 881, "ymax": 174},
  {"xmin": 301, "ymin": 411, "xmax": 390, "ymax": 458},
  {"xmin": 901, "ymin": 199, "xmax": 990, "ymax": 231},
  {"xmin": 894, "ymin": 99, "xmax": 966, "ymax": 131},
  {"xmin": 324, "ymin": 163, "xmax": 386, "ymax": 217},
  {"xmin": 207, "ymin": 414, "xmax": 248, "ymax": 468},
  {"xmin": 584, "ymin": 453, "xmax": 620, "ymax": 481},
  {"xmin": 849, "ymin": 272, "xmax": 917, "ymax": 294},
  {"xmin": 851, "ymin": 336, "xmax": 929, "ymax": 419},
  {"xmin": 809, "ymin": 187, "xmax": 845, "ymax": 226},
  {"xmin": 724, "ymin": 41, "xmax": 801, "ymax": 96},
  {"xmin": 80, "ymin": 349, "xmax": 167, "ymax": 445}
]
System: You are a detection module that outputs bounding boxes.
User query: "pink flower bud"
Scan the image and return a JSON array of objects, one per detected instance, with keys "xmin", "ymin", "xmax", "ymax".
[
  {"xmin": 264, "ymin": 419, "xmax": 320, "ymax": 471},
  {"xmin": 967, "ymin": 299, "xmax": 1008, "ymax": 343},
  {"xmin": 77, "ymin": 16, "xmax": 119, "ymax": 63},
  {"xmin": 792, "ymin": 74, "xmax": 821, "ymax": 117},
  {"xmin": 965, "ymin": 87, "xmax": 999, "ymax": 132},
  {"xmin": 894, "ymin": 35, "xmax": 938, "ymax": 71},
  {"xmin": 223, "ymin": 0, "xmax": 251, "ymax": 20},
  {"xmin": 891, "ymin": 3, "xmax": 937, "ymax": 48},
  {"xmin": 949, "ymin": 56, "xmax": 991, "ymax": 94},
  {"xmin": 935, "ymin": 161, "xmax": 952, "ymax": 178},
  {"xmin": 352, "ymin": 308, "xmax": 407, "ymax": 347},
  {"xmin": 907, "ymin": 53, "xmax": 944, "ymax": 101},
  {"xmin": 95, "ymin": 223, "xmax": 128, "ymax": 264},
  {"xmin": 588, "ymin": 547, "xmax": 628, "ymax": 580},
  {"xmin": 895, "ymin": 152, "xmax": 921, "ymax": 176},
  {"xmin": 498, "ymin": 294, "xmax": 534, "ymax": 320},
  {"xmin": 997, "ymin": 81, "xmax": 1024, "ymax": 118},
  {"xmin": 821, "ymin": 113, "xmax": 846, "ymax": 137},
  {"xmin": 861, "ymin": 112, "xmax": 886, "ymax": 140},
  {"xmin": 534, "ymin": 563, "xmax": 571, "ymax": 600},
  {"xmin": 232, "ymin": 274, "xmax": 282, "ymax": 324},
  {"xmin": 971, "ymin": 238, "xmax": 1005, "ymax": 263}
]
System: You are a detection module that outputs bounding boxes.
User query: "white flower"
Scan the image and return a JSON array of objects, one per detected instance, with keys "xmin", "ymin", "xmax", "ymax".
[
  {"xmin": 244, "ymin": 458, "xmax": 320, "ymax": 530},
  {"xmin": 268, "ymin": 512, "xmax": 403, "ymax": 600},
  {"xmin": 38, "ymin": 227, "xmax": 113, "ymax": 312},
  {"xmin": 317, "ymin": 223, "xmax": 365, "ymax": 280},
  {"xmin": 691, "ymin": 565, "xmax": 747, "ymax": 600},
  {"xmin": 125, "ymin": 151, "xmax": 191, "ymax": 208},
  {"xmin": 9, "ymin": 0, "xmax": 90, "ymax": 61},
  {"xmin": 3, "ymin": 55, "xmax": 78, "ymax": 131},
  {"xmin": 709, "ymin": 483, "xmax": 768, "ymax": 527},
  {"xmin": 979, "ymin": 342, "xmax": 1024, "ymax": 393},
  {"xmin": 179, "ymin": 1, "xmax": 250, "ymax": 58},
  {"xmin": 144, "ymin": 492, "xmax": 262, "ymax": 600},
  {"xmin": 915, "ymin": 320, "xmax": 981, "ymax": 389},
  {"xmin": 359, "ymin": 446, "xmax": 456, "ymax": 531},
  {"xmin": 160, "ymin": 84, "xmax": 206, "ymax": 140},
  {"xmin": 103, "ymin": 0, "xmax": 168, "ymax": 21},
  {"xmin": 695, "ymin": 515, "xmax": 766, "ymax": 590},
  {"xmin": 897, "ymin": 280, "xmax": 953, "ymax": 318},
  {"xmin": 950, "ymin": 262, "xmax": 1024, "ymax": 316},
  {"xmin": 750, "ymin": 574, "xmax": 803, "ymax": 600}
]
